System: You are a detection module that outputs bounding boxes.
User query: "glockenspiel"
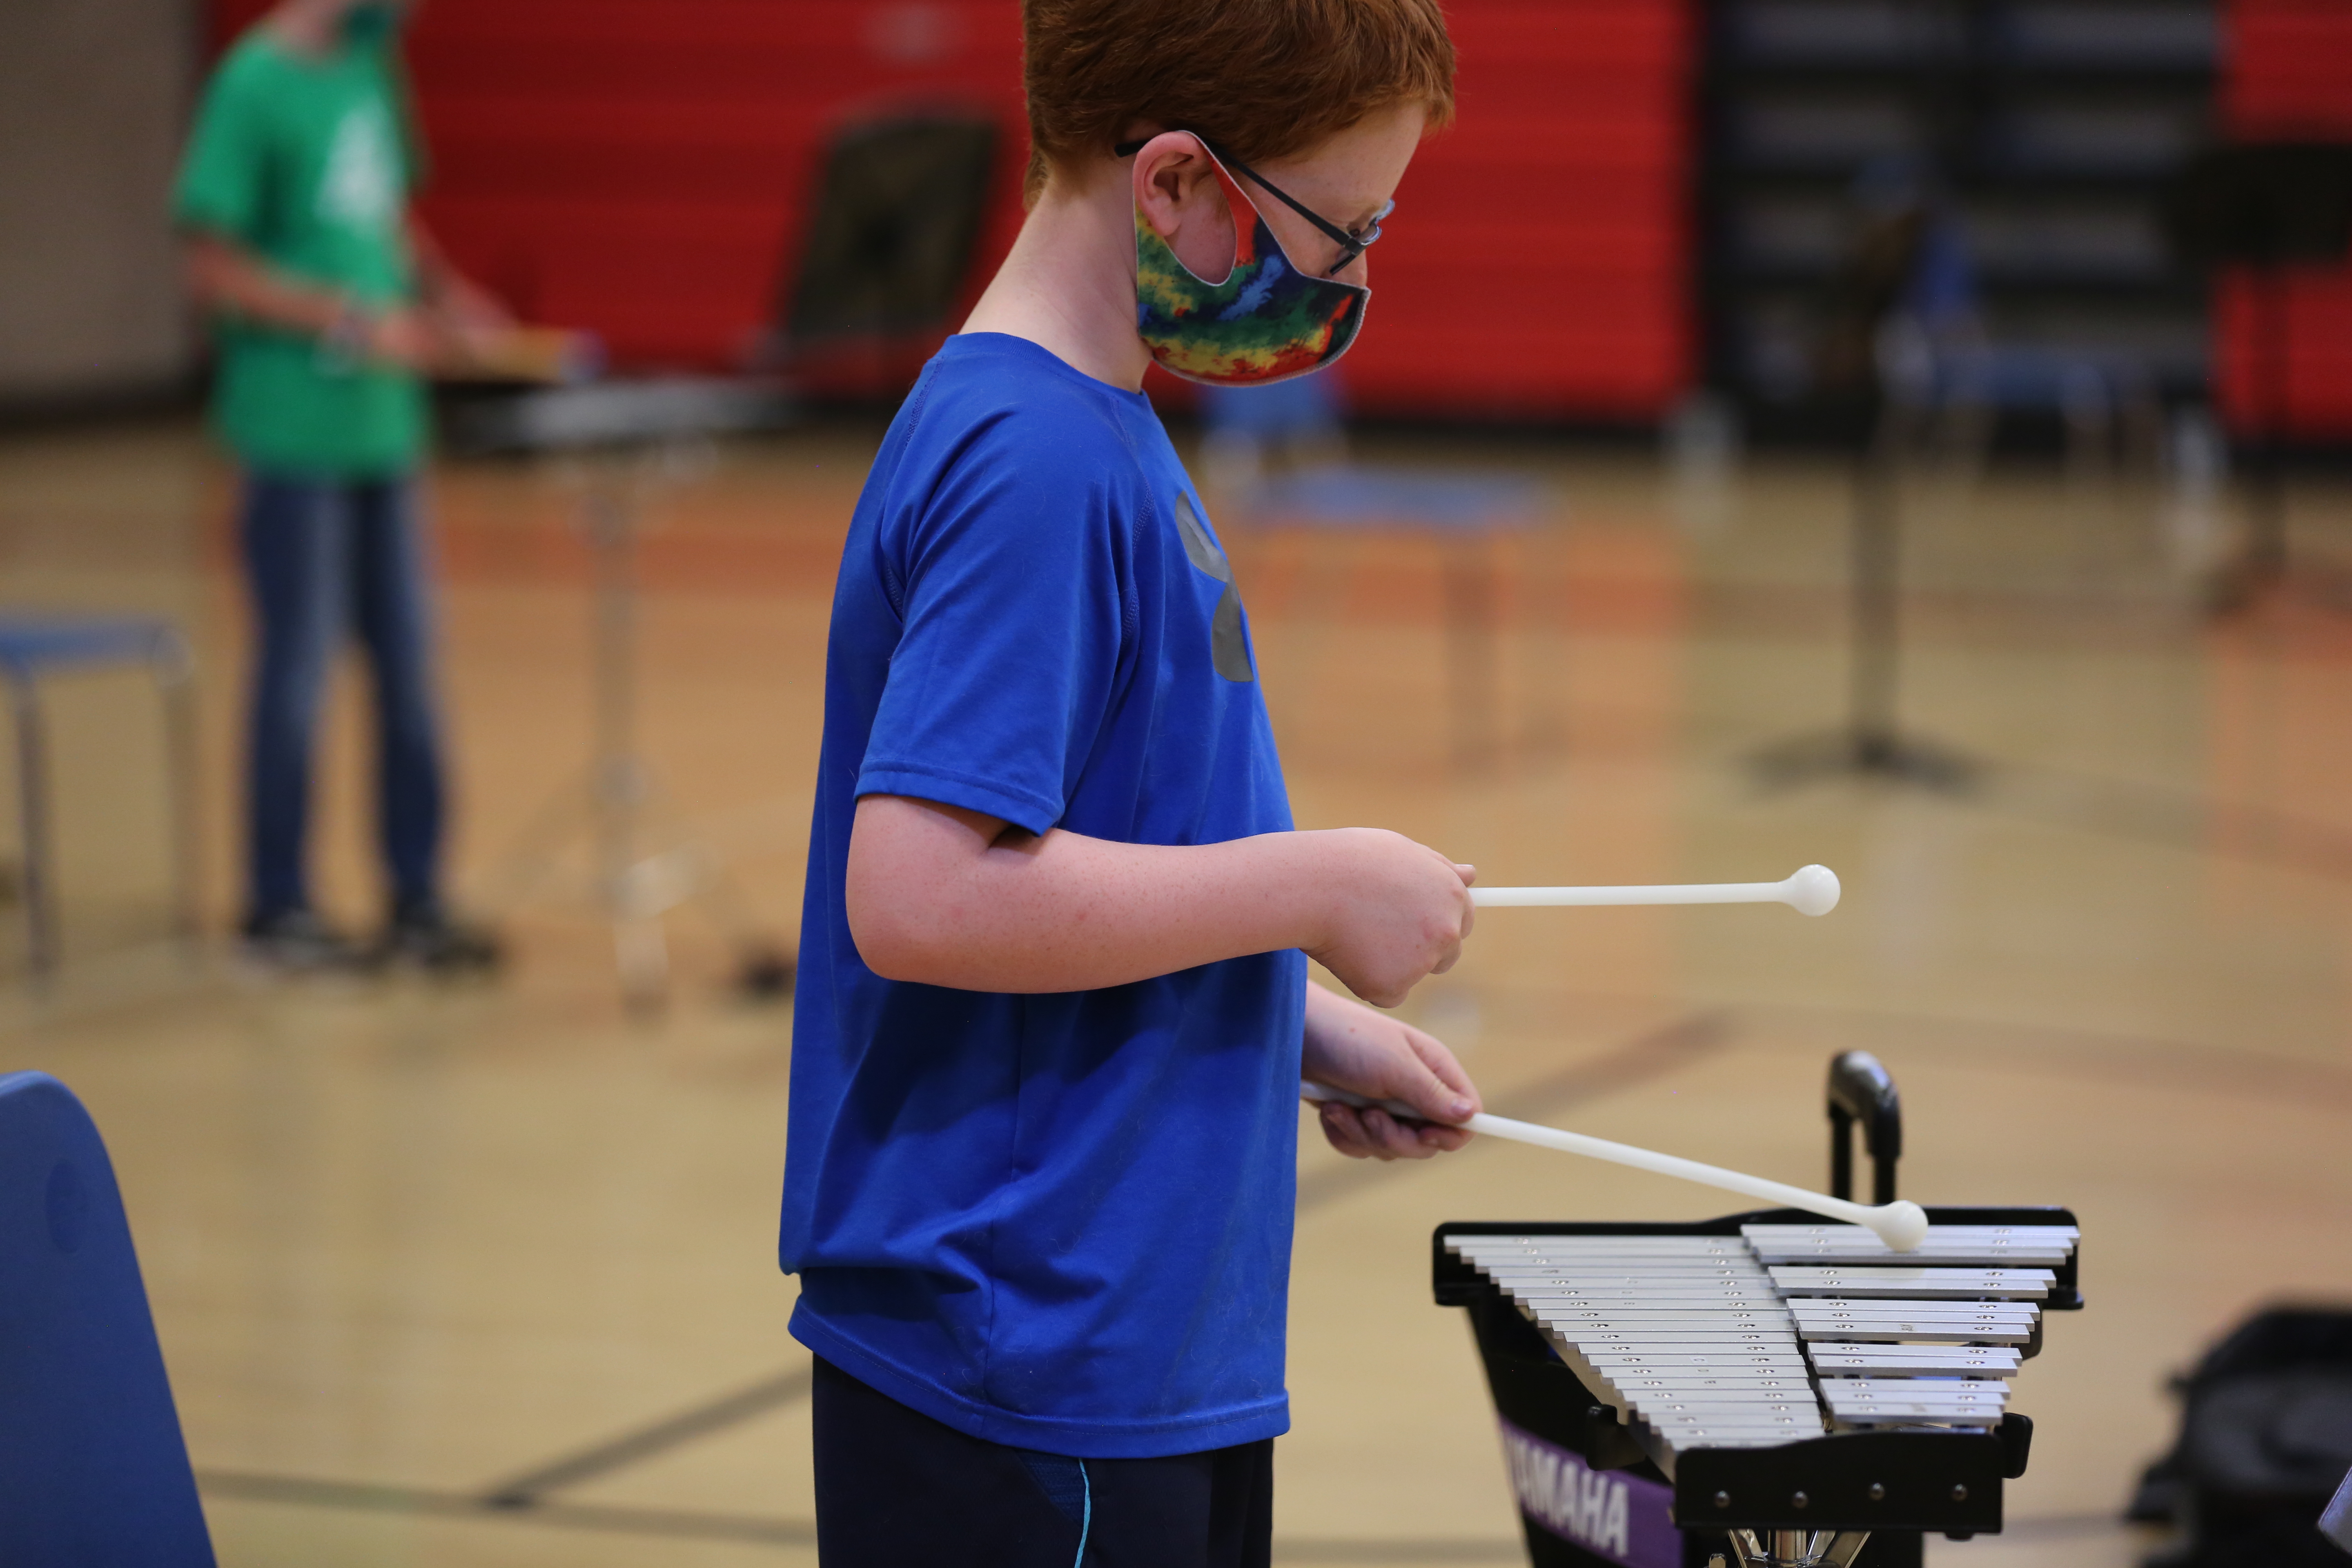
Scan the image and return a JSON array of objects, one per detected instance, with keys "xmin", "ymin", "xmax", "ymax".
[{"xmin": 1433, "ymin": 1054, "xmax": 2081, "ymax": 1568}]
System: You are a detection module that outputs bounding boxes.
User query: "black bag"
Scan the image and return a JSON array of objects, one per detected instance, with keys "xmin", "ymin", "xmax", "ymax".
[{"xmin": 2129, "ymin": 1307, "xmax": 2352, "ymax": 1566}]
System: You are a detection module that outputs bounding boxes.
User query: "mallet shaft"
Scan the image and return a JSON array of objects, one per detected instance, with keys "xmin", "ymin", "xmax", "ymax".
[
  {"xmin": 1301, "ymin": 1082, "xmax": 1925, "ymax": 1250},
  {"xmin": 1467, "ymin": 864, "xmax": 1841, "ymax": 917},
  {"xmin": 1472, "ymin": 881, "xmax": 1786, "ymax": 908}
]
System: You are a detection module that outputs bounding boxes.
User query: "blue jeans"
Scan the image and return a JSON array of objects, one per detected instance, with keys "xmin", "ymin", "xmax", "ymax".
[{"xmin": 241, "ymin": 473, "xmax": 444, "ymax": 924}]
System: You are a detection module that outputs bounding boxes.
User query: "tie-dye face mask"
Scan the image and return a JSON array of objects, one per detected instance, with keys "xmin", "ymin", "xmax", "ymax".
[{"xmin": 1131, "ymin": 138, "xmax": 1372, "ymax": 388}]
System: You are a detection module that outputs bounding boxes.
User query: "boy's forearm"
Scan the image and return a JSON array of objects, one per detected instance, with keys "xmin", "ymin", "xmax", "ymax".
[
  {"xmin": 407, "ymin": 219, "xmax": 501, "ymax": 320},
  {"xmin": 848, "ymin": 798, "xmax": 1332, "ymax": 992},
  {"xmin": 183, "ymin": 232, "xmax": 351, "ymax": 336},
  {"xmin": 409, "ymin": 220, "xmax": 457, "ymax": 292}
]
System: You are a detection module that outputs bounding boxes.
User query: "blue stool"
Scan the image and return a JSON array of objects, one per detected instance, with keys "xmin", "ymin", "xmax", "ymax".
[
  {"xmin": 1199, "ymin": 381, "xmax": 1550, "ymax": 770},
  {"xmin": 0, "ymin": 1071, "xmax": 215, "ymax": 1563},
  {"xmin": 0, "ymin": 614, "xmax": 197, "ymax": 983},
  {"xmin": 2325, "ymin": 1466, "xmax": 2352, "ymax": 1551}
]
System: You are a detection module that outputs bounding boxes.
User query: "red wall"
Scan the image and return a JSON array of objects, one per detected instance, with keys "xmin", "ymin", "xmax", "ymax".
[
  {"xmin": 210, "ymin": 0, "xmax": 1694, "ymax": 421},
  {"xmin": 2219, "ymin": 0, "xmax": 2352, "ymax": 439},
  {"xmin": 1348, "ymin": 0, "xmax": 1695, "ymax": 419}
]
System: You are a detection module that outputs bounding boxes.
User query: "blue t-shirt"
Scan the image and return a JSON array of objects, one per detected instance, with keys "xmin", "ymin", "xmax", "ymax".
[{"xmin": 781, "ymin": 333, "xmax": 1308, "ymax": 1459}]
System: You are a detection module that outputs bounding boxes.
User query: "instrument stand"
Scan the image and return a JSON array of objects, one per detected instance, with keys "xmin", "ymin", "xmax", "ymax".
[
  {"xmin": 1701, "ymin": 1057, "xmax": 1915, "ymax": 1568},
  {"xmin": 466, "ymin": 382, "xmax": 797, "ymax": 1011},
  {"xmin": 1713, "ymin": 1528, "xmax": 1873, "ymax": 1568},
  {"xmin": 1439, "ymin": 1049, "xmax": 2067, "ymax": 1568},
  {"xmin": 1748, "ymin": 420, "xmax": 1979, "ymax": 796},
  {"xmin": 2201, "ymin": 265, "xmax": 2352, "ymax": 617},
  {"xmin": 2165, "ymin": 143, "xmax": 2352, "ymax": 617}
]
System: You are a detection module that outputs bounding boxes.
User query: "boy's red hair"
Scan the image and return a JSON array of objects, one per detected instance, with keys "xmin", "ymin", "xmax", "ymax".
[{"xmin": 1022, "ymin": 0, "xmax": 1456, "ymax": 198}]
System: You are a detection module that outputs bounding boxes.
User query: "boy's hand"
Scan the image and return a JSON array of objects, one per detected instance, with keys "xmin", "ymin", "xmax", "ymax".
[
  {"xmin": 362, "ymin": 305, "xmax": 441, "ymax": 370},
  {"xmin": 1302, "ymin": 828, "xmax": 1476, "ymax": 1007},
  {"xmin": 1301, "ymin": 982, "xmax": 1481, "ymax": 1160}
]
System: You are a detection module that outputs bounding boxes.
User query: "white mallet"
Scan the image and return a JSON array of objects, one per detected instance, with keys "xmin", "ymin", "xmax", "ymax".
[
  {"xmin": 1301, "ymin": 1082, "xmax": 1929, "ymax": 1252},
  {"xmin": 1471, "ymin": 864, "xmax": 1841, "ymax": 917}
]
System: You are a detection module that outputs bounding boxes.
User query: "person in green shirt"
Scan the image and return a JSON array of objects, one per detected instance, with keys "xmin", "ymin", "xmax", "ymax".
[{"xmin": 176, "ymin": 0, "xmax": 499, "ymax": 971}]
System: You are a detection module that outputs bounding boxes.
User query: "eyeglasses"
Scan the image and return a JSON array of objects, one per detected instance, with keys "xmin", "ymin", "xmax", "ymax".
[{"xmin": 1114, "ymin": 134, "xmax": 1393, "ymax": 278}]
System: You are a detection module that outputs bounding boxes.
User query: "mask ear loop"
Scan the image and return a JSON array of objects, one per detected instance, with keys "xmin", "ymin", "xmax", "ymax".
[
  {"xmin": 1197, "ymin": 140, "xmax": 1378, "ymax": 278},
  {"xmin": 1120, "ymin": 133, "xmax": 1245, "ymax": 287},
  {"xmin": 1118, "ymin": 134, "xmax": 1381, "ymax": 280}
]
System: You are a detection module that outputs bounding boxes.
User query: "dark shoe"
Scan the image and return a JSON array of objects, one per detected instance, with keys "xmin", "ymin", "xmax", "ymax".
[
  {"xmin": 379, "ymin": 903, "xmax": 503, "ymax": 974},
  {"xmin": 736, "ymin": 944, "xmax": 796, "ymax": 1001},
  {"xmin": 241, "ymin": 908, "xmax": 369, "ymax": 974}
]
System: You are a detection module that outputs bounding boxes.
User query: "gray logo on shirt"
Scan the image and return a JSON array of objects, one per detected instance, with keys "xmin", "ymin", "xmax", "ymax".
[
  {"xmin": 1173, "ymin": 494, "xmax": 1254, "ymax": 684},
  {"xmin": 318, "ymin": 104, "xmax": 400, "ymax": 231}
]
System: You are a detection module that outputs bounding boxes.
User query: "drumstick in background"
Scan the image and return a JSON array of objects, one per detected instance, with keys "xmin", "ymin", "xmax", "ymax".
[
  {"xmin": 1299, "ymin": 1082, "xmax": 1930, "ymax": 1252},
  {"xmin": 438, "ymin": 325, "xmax": 604, "ymax": 385},
  {"xmin": 1470, "ymin": 864, "xmax": 1841, "ymax": 916}
]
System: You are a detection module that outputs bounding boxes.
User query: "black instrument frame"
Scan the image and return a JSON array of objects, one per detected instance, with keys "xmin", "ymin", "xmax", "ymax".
[
  {"xmin": 1434, "ymin": 1204, "xmax": 2080, "ymax": 1544},
  {"xmin": 1827, "ymin": 1050, "xmax": 1903, "ymax": 1205}
]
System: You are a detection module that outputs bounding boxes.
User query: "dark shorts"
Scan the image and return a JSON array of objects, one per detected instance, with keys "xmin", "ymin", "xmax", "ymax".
[{"xmin": 811, "ymin": 1357, "xmax": 1274, "ymax": 1568}]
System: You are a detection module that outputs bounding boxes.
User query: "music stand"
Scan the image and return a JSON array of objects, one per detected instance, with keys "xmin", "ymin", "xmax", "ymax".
[
  {"xmin": 1749, "ymin": 186, "xmax": 1978, "ymax": 794},
  {"xmin": 460, "ymin": 109, "xmax": 1004, "ymax": 1009},
  {"xmin": 754, "ymin": 111, "xmax": 999, "ymax": 391},
  {"xmin": 459, "ymin": 381, "xmax": 798, "ymax": 1011},
  {"xmin": 2166, "ymin": 142, "xmax": 2352, "ymax": 612}
]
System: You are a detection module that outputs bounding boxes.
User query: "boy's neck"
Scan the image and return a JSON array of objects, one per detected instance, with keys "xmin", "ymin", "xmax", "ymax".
[
  {"xmin": 962, "ymin": 164, "xmax": 1151, "ymax": 391},
  {"xmin": 265, "ymin": 0, "xmax": 348, "ymax": 58}
]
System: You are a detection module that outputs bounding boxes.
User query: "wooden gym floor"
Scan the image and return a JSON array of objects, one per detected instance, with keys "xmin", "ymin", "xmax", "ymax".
[{"xmin": 4, "ymin": 416, "xmax": 2352, "ymax": 1566}]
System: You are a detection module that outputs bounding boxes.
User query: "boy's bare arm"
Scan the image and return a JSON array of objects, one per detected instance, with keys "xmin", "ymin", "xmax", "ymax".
[
  {"xmin": 183, "ymin": 230, "xmax": 439, "ymax": 367},
  {"xmin": 185, "ymin": 231, "xmax": 350, "ymax": 335},
  {"xmin": 847, "ymin": 794, "xmax": 1474, "ymax": 1006},
  {"xmin": 408, "ymin": 218, "xmax": 514, "ymax": 330}
]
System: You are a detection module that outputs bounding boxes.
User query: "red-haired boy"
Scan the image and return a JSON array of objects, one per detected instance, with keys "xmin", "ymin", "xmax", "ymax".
[{"xmin": 783, "ymin": 4, "xmax": 1479, "ymax": 1563}]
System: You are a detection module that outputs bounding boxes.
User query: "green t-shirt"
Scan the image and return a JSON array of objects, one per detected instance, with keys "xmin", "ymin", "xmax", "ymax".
[{"xmin": 174, "ymin": 31, "xmax": 425, "ymax": 477}]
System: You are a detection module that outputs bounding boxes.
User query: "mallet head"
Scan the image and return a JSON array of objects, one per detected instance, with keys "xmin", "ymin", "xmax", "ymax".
[
  {"xmin": 1870, "ymin": 1199, "xmax": 1930, "ymax": 1252},
  {"xmin": 1784, "ymin": 864, "xmax": 1842, "ymax": 917}
]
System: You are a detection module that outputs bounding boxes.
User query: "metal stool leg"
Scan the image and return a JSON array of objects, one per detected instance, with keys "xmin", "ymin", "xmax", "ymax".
[
  {"xmin": 153, "ymin": 633, "xmax": 200, "ymax": 958},
  {"xmin": 1443, "ymin": 539, "xmax": 1500, "ymax": 773},
  {"xmin": 9, "ymin": 673, "xmax": 58, "ymax": 984}
]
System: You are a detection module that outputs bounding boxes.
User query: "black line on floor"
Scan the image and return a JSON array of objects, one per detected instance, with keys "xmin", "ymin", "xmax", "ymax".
[
  {"xmin": 1997, "ymin": 1510, "xmax": 2138, "ymax": 1541},
  {"xmin": 200, "ymin": 1470, "xmax": 2130, "ymax": 1559},
  {"xmin": 1741, "ymin": 997, "xmax": 2352, "ymax": 1114},
  {"xmin": 475, "ymin": 1365, "xmax": 815, "ymax": 1508},
  {"xmin": 197, "ymin": 1468, "xmax": 1526, "ymax": 1560},
  {"xmin": 198, "ymin": 1468, "xmax": 820, "ymax": 1545},
  {"xmin": 1274, "ymin": 1538, "xmax": 1526, "ymax": 1563},
  {"xmin": 1293, "ymin": 1009, "xmax": 1735, "ymax": 1213},
  {"xmin": 258, "ymin": 1009, "xmax": 1731, "ymax": 1524},
  {"xmin": 1496, "ymin": 1010, "xmax": 1736, "ymax": 1123},
  {"xmin": 1982, "ymin": 762, "xmax": 2352, "ymax": 884}
]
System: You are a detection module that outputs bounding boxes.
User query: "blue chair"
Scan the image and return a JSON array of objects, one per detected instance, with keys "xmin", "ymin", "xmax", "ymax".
[
  {"xmin": 2325, "ymin": 1465, "xmax": 2352, "ymax": 1551},
  {"xmin": 1198, "ymin": 376, "xmax": 1545, "ymax": 532},
  {"xmin": 0, "ymin": 613, "xmax": 197, "ymax": 983},
  {"xmin": 0, "ymin": 1071, "xmax": 214, "ymax": 1564},
  {"xmin": 1866, "ymin": 184, "xmax": 2163, "ymax": 473},
  {"xmin": 1197, "ymin": 379, "xmax": 1550, "ymax": 769}
]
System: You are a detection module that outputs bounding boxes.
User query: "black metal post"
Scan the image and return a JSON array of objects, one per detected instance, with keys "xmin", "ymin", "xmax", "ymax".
[
  {"xmin": 156, "ymin": 634, "xmax": 201, "ymax": 961},
  {"xmin": 9, "ymin": 674, "xmax": 56, "ymax": 985},
  {"xmin": 2248, "ymin": 266, "xmax": 2293, "ymax": 582},
  {"xmin": 1849, "ymin": 435, "xmax": 1902, "ymax": 767}
]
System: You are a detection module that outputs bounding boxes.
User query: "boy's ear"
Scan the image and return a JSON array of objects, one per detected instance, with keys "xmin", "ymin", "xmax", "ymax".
[
  {"xmin": 1132, "ymin": 133, "xmax": 1216, "ymax": 235},
  {"xmin": 1132, "ymin": 133, "xmax": 1237, "ymax": 285}
]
